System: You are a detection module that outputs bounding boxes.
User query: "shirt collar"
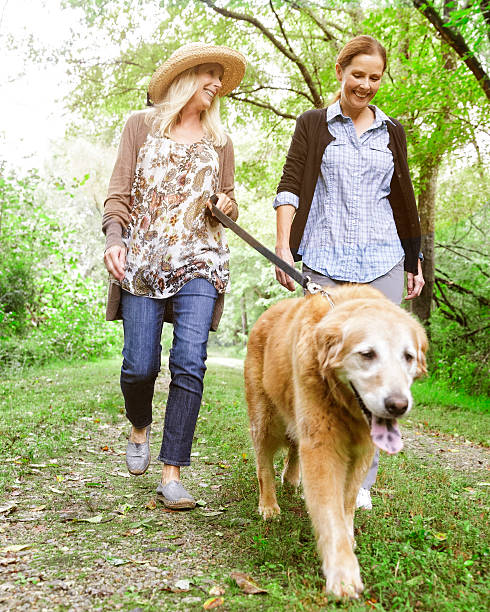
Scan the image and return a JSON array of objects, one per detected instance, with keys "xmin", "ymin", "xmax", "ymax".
[{"xmin": 327, "ymin": 99, "xmax": 395, "ymax": 126}]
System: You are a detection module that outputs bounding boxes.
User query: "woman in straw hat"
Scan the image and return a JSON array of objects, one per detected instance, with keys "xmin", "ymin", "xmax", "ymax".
[{"xmin": 102, "ymin": 43, "xmax": 246, "ymax": 509}]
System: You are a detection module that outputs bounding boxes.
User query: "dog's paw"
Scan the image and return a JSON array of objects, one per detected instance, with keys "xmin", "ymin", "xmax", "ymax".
[
  {"xmin": 324, "ymin": 557, "xmax": 363, "ymax": 599},
  {"xmin": 258, "ymin": 503, "xmax": 281, "ymax": 520}
]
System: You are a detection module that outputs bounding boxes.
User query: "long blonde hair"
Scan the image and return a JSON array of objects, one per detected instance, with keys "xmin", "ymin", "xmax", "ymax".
[{"xmin": 146, "ymin": 66, "xmax": 227, "ymax": 147}]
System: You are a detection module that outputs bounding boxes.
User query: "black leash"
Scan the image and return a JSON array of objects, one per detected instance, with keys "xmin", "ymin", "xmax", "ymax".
[{"xmin": 210, "ymin": 195, "xmax": 334, "ymax": 306}]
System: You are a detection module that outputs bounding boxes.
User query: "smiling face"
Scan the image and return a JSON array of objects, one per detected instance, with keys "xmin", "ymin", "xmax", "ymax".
[
  {"xmin": 335, "ymin": 53, "xmax": 384, "ymax": 115},
  {"xmin": 188, "ymin": 62, "xmax": 224, "ymax": 112}
]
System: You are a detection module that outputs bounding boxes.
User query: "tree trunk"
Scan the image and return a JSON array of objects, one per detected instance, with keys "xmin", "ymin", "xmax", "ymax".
[{"xmin": 411, "ymin": 162, "xmax": 439, "ymax": 323}]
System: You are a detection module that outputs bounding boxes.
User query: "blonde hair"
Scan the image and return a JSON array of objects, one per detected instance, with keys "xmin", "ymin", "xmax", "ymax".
[
  {"xmin": 330, "ymin": 35, "xmax": 387, "ymax": 105},
  {"xmin": 146, "ymin": 66, "xmax": 227, "ymax": 147}
]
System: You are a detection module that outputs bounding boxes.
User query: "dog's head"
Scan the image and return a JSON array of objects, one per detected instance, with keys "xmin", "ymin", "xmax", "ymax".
[{"xmin": 314, "ymin": 293, "xmax": 428, "ymax": 454}]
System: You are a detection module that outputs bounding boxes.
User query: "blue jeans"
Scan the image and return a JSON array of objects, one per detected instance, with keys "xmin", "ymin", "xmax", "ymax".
[{"xmin": 120, "ymin": 278, "xmax": 218, "ymax": 466}]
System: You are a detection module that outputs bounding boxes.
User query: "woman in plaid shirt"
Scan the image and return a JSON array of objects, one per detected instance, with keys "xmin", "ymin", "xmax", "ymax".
[{"xmin": 274, "ymin": 35, "xmax": 424, "ymax": 510}]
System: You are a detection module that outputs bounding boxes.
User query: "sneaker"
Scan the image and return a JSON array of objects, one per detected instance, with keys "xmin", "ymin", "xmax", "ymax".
[{"xmin": 356, "ymin": 487, "xmax": 372, "ymax": 510}]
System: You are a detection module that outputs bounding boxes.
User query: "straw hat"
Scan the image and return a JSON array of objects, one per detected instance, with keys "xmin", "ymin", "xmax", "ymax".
[{"xmin": 148, "ymin": 42, "xmax": 247, "ymax": 104}]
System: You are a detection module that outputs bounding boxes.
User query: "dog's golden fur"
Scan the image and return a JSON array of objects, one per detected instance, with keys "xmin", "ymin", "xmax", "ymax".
[{"xmin": 244, "ymin": 284, "xmax": 427, "ymax": 598}]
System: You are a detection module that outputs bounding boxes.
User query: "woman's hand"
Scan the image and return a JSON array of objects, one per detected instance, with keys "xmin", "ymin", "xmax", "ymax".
[
  {"xmin": 207, "ymin": 192, "xmax": 233, "ymax": 217},
  {"xmin": 275, "ymin": 246, "xmax": 296, "ymax": 292},
  {"xmin": 405, "ymin": 259, "xmax": 425, "ymax": 300},
  {"xmin": 104, "ymin": 245, "xmax": 127, "ymax": 281}
]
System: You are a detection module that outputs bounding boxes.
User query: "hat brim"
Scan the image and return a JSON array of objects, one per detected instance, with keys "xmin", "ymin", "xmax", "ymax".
[{"xmin": 148, "ymin": 45, "xmax": 246, "ymax": 104}]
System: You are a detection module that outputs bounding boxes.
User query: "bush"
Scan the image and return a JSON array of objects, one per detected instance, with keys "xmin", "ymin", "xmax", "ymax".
[
  {"xmin": 0, "ymin": 167, "xmax": 122, "ymax": 370},
  {"xmin": 429, "ymin": 207, "xmax": 489, "ymax": 396}
]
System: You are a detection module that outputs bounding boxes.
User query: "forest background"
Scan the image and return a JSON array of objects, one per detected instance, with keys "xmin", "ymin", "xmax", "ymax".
[{"xmin": 1, "ymin": 0, "xmax": 489, "ymax": 397}]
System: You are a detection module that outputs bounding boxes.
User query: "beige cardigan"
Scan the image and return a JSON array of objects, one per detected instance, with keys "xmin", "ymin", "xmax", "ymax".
[{"xmin": 103, "ymin": 110, "xmax": 238, "ymax": 330}]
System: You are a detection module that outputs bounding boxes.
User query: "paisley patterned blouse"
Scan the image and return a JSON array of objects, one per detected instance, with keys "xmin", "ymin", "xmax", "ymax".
[{"xmin": 120, "ymin": 134, "xmax": 230, "ymax": 298}]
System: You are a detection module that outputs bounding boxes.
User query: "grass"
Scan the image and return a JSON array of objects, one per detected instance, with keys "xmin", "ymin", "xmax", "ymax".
[
  {"xmin": 0, "ymin": 356, "xmax": 488, "ymax": 610},
  {"xmin": 412, "ymin": 378, "xmax": 490, "ymax": 446}
]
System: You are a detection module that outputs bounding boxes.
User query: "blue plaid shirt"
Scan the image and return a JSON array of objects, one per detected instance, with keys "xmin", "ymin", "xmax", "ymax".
[{"xmin": 274, "ymin": 101, "xmax": 404, "ymax": 283}]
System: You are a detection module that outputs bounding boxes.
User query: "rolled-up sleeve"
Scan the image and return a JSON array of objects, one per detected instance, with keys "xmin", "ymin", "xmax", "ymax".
[{"xmin": 273, "ymin": 191, "xmax": 299, "ymax": 209}]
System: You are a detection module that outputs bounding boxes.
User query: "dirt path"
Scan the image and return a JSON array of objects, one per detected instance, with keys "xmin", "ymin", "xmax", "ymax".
[
  {"xmin": 1, "ymin": 395, "xmax": 246, "ymax": 610},
  {"xmin": 1, "ymin": 360, "xmax": 488, "ymax": 611}
]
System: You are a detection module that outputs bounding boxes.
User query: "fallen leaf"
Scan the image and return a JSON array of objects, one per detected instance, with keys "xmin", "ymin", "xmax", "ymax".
[
  {"xmin": 129, "ymin": 558, "xmax": 148, "ymax": 565},
  {"xmin": 30, "ymin": 505, "xmax": 47, "ymax": 512},
  {"xmin": 231, "ymin": 571, "xmax": 267, "ymax": 595},
  {"xmin": 0, "ymin": 557, "xmax": 18, "ymax": 566},
  {"xmin": 114, "ymin": 471, "xmax": 131, "ymax": 478},
  {"xmin": 101, "ymin": 446, "xmax": 109, "ymax": 451},
  {"xmin": 195, "ymin": 499, "xmax": 207, "ymax": 507},
  {"xmin": 123, "ymin": 528, "xmax": 143, "ymax": 537},
  {"xmin": 203, "ymin": 596, "xmax": 224, "ymax": 609},
  {"xmin": 106, "ymin": 557, "xmax": 128, "ymax": 566},
  {"xmin": 29, "ymin": 463, "xmax": 49, "ymax": 468},
  {"xmin": 1, "ymin": 544, "xmax": 31, "ymax": 553},
  {"xmin": 49, "ymin": 487, "xmax": 64, "ymax": 494},
  {"xmin": 199, "ymin": 510, "xmax": 223, "ymax": 517},
  {"xmin": 145, "ymin": 498, "xmax": 157, "ymax": 510},
  {"xmin": 209, "ymin": 585, "xmax": 226, "ymax": 596},
  {"xmin": 0, "ymin": 503, "xmax": 17, "ymax": 515},
  {"xmin": 173, "ymin": 579, "xmax": 191, "ymax": 591},
  {"xmin": 77, "ymin": 515, "xmax": 103, "ymax": 524},
  {"xmin": 128, "ymin": 519, "xmax": 153, "ymax": 529}
]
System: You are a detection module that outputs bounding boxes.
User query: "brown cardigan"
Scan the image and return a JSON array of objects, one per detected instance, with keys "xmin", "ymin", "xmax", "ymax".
[
  {"xmin": 102, "ymin": 110, "xmax": 238, "ymax": 330},
  {"xmin": 277, "ymin": 108, "xmax": 421, "ymax": 274}
]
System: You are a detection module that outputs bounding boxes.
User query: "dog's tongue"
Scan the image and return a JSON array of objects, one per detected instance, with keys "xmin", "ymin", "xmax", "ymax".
[{"xmin": 371, "ymin": 417, "xmax": 403, "ymax": 454}]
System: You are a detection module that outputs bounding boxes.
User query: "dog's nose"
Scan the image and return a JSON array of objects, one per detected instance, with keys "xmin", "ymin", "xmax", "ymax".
[{"xmin": 384, "ymin": 394, "xmax": 409, "ymax": 417}]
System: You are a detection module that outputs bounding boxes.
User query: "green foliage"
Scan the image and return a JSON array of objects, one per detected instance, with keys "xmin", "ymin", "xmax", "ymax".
[
  {"xmin": 0, "ymin": 169, "xmax": 46, "ymax": 335},
  {"xmin": 0, "ymin": 168, "xmax": 121, "ymax": 370},
  {"xmin": 428, "ymin": 207, "xmax": 489, "ymax": 395}
]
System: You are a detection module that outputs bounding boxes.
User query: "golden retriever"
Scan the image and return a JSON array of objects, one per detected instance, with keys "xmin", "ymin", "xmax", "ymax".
[{"xmin": 244, "ymin": 284, "xmax": 427, "ymax": 599}]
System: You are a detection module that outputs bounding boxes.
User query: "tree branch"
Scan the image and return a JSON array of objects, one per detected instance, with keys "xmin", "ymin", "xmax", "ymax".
[
  {"xmin": 413, "ymin": 0, "xmax": 490, "ymax": 100},
  {"xmin": 288, "ymin": 0, "xmax": 341, "ymax": 43},
  {"xmin": 199, "ymin": 0, "xmax": 323, "ymax": 107},
  {"xmin": 236, "ymin": 84, "xmax": 315, "ymax": 104},
  {"xmin": 481, "ymin": 0, "xmax": 490, "ymax": 41},
  {"xmin": 434, "ymin": 278, "xmax": 467, "ymax": 326},
  {"xmin": 435, "ymin": 272, "xmax": 490, "ymax": 307},
  {"xmin": 268, "ymin": 0, "xmax": 294, "ymax": 54},
  {"xmin": 228, "ymin": 92, "xmax": 297, "ymax": 119}
]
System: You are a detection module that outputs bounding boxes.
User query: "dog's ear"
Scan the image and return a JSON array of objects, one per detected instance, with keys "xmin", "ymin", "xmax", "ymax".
[
  {"xmin": 413, "ymin": 321, "xmax": 428, "ymax": 379},
  {"xmin": 314, "ymin": 317, "xmax": 344, "ymax": 372}
]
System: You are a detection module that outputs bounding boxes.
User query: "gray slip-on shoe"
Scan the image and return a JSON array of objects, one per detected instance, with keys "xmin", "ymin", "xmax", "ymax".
[
  {"xmin": 125, "ymin": 425, "xmax": 151, "ymax": 475},
  {"xmin": 156, "ymin": 480, "xmax": 196, "ymax": 510}
]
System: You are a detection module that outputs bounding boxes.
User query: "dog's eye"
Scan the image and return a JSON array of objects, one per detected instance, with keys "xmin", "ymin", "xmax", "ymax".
[
  {"xmin": 360, "ymin": 350, "xmax": 376, "ymax": 360},
  {"xmin": 404, "ymin": 352, "xmax": 415, "ymax": 363}
]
